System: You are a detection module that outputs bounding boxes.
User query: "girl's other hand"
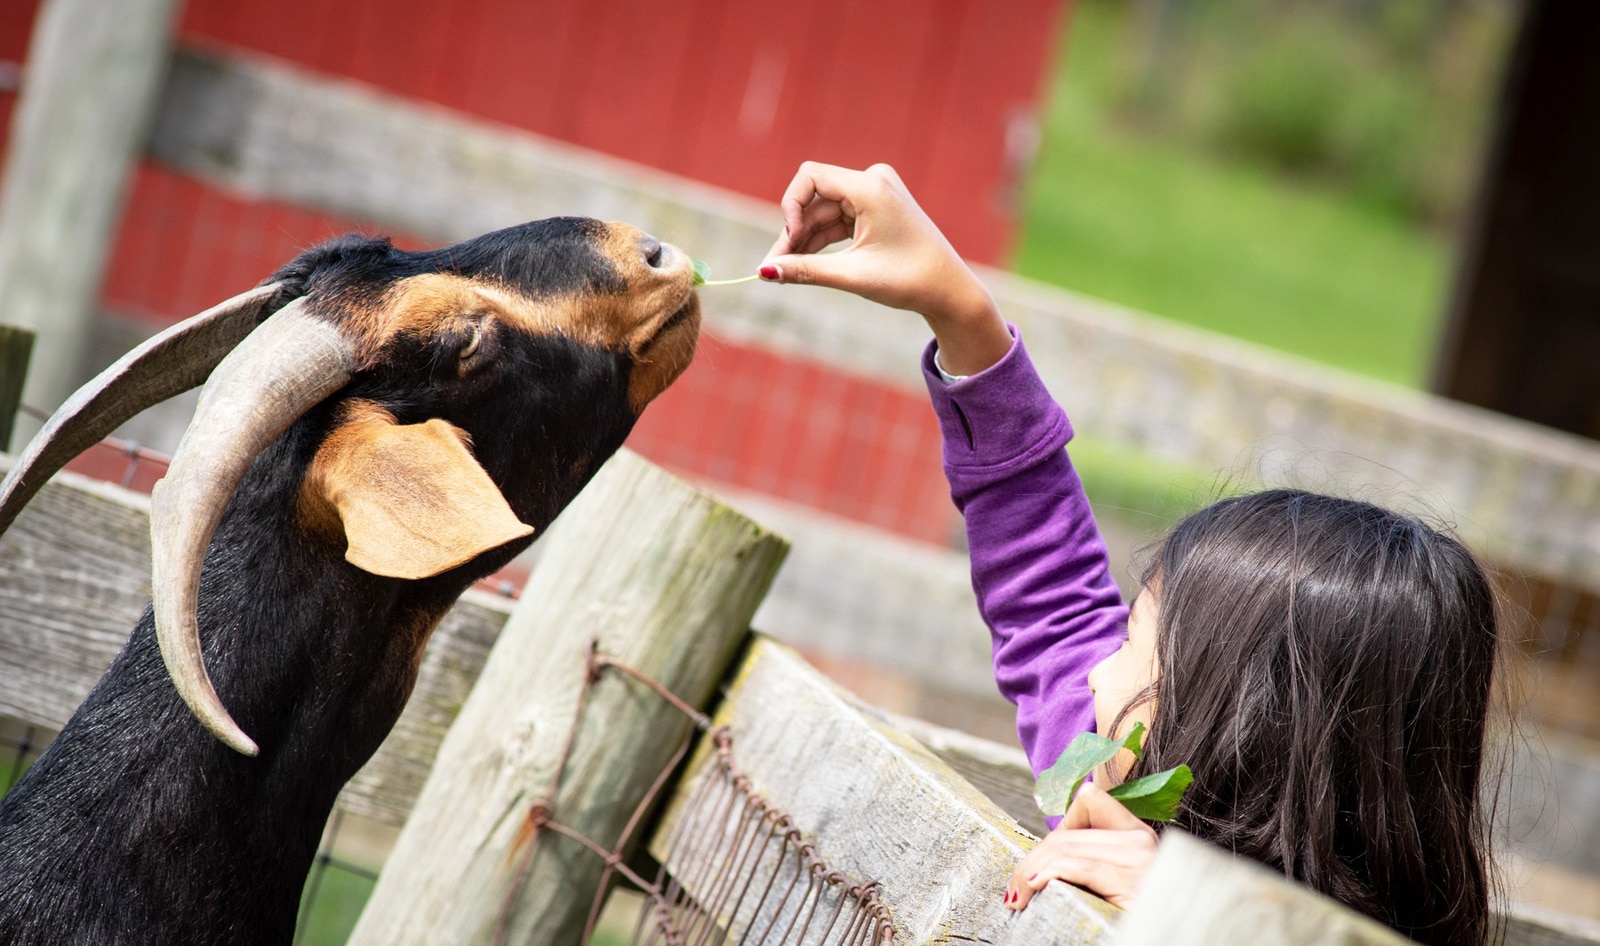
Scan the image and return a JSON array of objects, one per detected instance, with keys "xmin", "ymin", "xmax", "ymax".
[
  {"xmin": 1004, "ymin": 781, "xmax": 1158, "ymax": 911},
  {"xmin": 762, "ymin": 162, "xmax": 1011, "ymax": 376}
]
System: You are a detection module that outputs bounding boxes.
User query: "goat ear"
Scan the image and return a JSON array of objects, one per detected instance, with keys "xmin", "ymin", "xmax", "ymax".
[{"xmin": 305, "ymin": 407, "xmax": 533, "ymax": 579}]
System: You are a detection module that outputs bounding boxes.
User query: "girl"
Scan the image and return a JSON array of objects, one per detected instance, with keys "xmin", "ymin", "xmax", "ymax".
[{"xmin": 758, "ymin": 162, "xmax": 1500, "ymax": 946}]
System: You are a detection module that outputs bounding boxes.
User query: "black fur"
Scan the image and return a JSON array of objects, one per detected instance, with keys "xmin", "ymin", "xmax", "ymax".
[{"xmin": 0, "ymin": 220, "xmax": 650, "ymax": 945}]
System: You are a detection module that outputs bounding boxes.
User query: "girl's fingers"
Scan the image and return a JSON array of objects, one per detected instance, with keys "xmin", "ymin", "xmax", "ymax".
[
  {"xmin": 799, "ymin": 219, "xmax": 854, "ymax": 256},
  {"xmin": 765, "ymin": 172, "xmax": 857, "ymax": 263},
  {"xmin": 1004, "ymin": 818, "xmax": 1160, "ymax": 912},
  {"xmin": 792, "ymin": 203, "xmax": 856, "ymax": 256},
  {"xmin": 1008, "ymin": 854, "xmax": 1143, "ymax": 911},
  {"xmin": 1064, "ymin": 782, "xmax": 1153, "ymax": 833},
  {"xmin": 760, "ymin": 244, "xmax": 875, "ymax": 293},
  {"xmin": 1031, "ymin": 830, "xmax": 1158, "ymax": 867},
  {"xmin": 761, "ymin": 160, "xmax": 997, "ymax": 332},
  {"xmin": 777, "ymin": 162, "xmax": 864, "ymax": 238}
]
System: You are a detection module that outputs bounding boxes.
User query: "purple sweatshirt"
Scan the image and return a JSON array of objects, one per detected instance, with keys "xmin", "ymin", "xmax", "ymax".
[{"xmin": 920, "ymin": 327, "xmax": 1129, "ymax": 782}]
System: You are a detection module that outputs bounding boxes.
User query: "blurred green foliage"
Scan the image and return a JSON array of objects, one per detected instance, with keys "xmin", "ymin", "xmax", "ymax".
[
  {"xmin": 1015, "ymin": 0, "xmax": 1516, "ymax": 387},
  {"xmin": 1016, "ymin": 0, "xmax": 1518, "ymax": 521},
  {"xmin": 1121, "ymin": 0, "xmax": 1516, "ymax": 223}
]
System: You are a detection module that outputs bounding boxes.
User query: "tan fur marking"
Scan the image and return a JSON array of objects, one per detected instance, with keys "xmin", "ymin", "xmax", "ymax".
[
  {"xmin": 337, "ymin": 223, "xmax": 699, "ymax": 410},
  {"xmin": 299, "ymin": 400, "xmax": 533, "ymax": 579}
]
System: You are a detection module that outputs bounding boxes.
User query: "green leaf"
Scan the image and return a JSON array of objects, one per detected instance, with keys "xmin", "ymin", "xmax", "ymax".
[
  {"xmin": 691, "ymin": 260, "xmax": 760, "ymax": 287},
  {"xmin": 1106, "ymin": 764, "xmax": 1193, "ymax": 823},
  {"xmin": 1033, "ymin": 722, "xmax": 1148, "ymax": 817},
  {"xmin": 1121, "ymin": 721, "xmax": 1146, "ymax": 760}
]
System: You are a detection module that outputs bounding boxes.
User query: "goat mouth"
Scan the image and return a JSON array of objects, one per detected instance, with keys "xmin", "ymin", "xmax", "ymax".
[
  {"xmin": 634, "ymin": 291, "xmax": 700, "ymax": 363},
  {"xmin": 660, "ymin": 295, "xmax": 698, "ymax": 335}
]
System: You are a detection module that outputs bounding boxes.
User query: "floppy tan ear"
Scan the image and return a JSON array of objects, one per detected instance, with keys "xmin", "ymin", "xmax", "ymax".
[{"xmin": 302, "ymin": 402, "xmax": 534, "ymax": 580}]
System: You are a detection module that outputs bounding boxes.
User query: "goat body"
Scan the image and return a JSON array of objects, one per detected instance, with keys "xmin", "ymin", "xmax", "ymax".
[{"xmin": 0, "ymin": 219, "xmax": 700, "ymax": 945}]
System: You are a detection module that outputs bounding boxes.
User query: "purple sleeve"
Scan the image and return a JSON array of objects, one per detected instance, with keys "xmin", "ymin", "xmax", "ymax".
[{"xmin": 921, "ymin": 327, "xmax": 1129, "ymax": 782}]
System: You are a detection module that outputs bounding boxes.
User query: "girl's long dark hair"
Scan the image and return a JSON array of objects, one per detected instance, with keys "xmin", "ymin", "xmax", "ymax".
[{"xmin": 1120, "ymin": 490, "xmax": 1499, "ymax": 946}]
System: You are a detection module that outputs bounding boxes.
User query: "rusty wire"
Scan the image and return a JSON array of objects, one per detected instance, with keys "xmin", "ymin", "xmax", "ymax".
[
  {"xmin": 18, "ymin": 402, "xmax": 172, "ymax": 489},
  {"xmin": 497, "ymin": 641, "xmax": 894, "ymax": 946}
]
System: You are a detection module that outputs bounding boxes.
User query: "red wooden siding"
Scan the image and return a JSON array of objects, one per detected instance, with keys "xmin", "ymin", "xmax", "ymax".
[
  {"xmin": 628, "ymin": 334, "xmax": 956, "ymax": 543},
  {"xmin": 0, "ymin": 0, "xmax": 38, "ymax": 159},
  {"xmin": 174, "ymin": 0, "xmax": 1066, "ymax": 264},
  {"xmin": 101, "ymin": 165, "xmax": 416, "ymax": 329},
  {"xmin": 2, "ymin": 0, "xmax": 1064, "ymax": 547}
]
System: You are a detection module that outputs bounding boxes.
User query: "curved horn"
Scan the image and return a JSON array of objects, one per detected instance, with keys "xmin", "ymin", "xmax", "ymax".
[
  {"xmin": 0, "ymin": 283, "xmax": 284, "ymax": 536},
  {"xmin": 152, "ymin": 300, "xmax": 357, "ymax": 757}
]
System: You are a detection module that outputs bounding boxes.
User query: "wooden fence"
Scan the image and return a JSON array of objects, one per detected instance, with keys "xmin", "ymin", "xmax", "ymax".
[{"xmin": 5, "ymin": 445, "xmax": 1600, "ymax": 945}]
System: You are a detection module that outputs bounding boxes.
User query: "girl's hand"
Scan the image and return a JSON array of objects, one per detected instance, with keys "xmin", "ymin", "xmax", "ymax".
[
  {"xmin": 1004, "ymin": 781, "xmax": 1159, "ymax": 911},
  {"xmin": 762, "ymin": 162, "xmax": 1011, "ymax": 376}
]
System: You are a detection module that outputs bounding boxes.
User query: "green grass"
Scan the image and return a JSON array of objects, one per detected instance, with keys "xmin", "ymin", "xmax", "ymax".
[
  {"xmin": 1, "ymin": 762, "xmax": 23, "ymax": 796},
  {"xmin": 296, "ymin": 865, "xmax": 377, "ymax": 946},
  {"xmin": 1014, "ymin": 0, "xmax": 1454, "ymax": 388}
]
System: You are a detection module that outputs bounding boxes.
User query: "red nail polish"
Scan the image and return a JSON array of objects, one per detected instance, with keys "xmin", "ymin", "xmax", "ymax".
[
  {"xmin": 759, "ymin": 264, "xmax": 780, "ymax": 281},
  {"xmin": 1028, "ymin": 873, "xmax": 1038, "ymax": 883}
]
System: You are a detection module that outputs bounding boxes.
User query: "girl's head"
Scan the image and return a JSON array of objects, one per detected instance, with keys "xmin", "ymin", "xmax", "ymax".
[{"xmin": 1102, "ymin": 489, "xmax": 1500, "ymax": 946}]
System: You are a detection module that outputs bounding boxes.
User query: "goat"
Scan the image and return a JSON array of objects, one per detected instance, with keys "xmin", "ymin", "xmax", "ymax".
[{"xmin": 0, "ymin": 218, "xmax": 700, "ymax": 945}]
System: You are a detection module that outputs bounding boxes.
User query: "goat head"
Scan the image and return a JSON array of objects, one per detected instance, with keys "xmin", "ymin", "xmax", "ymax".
[{"xmin": 0, "ymin": 218, "xmax": 700, "ymax": 756}]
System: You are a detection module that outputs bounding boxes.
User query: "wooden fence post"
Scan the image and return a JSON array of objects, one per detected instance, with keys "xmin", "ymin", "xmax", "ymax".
[
  {"xmin": 0, "ymin": 326, "xmax": 32, "ymax": 453},
  {"xmin": 347, "ymin": 450, "xmax": 789, "ymax": 946},
  {"xmin": 0, "ymin": 0, "xmax": 182, "ymax": 445},
  {"xmin": 1111, "ymin": 831, "xmax": 1410, "ymax": 945}
]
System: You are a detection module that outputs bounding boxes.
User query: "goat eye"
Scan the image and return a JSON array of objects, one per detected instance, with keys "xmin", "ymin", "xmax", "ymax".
[{"xmin": 459, "ymin": 323, "xmax": 483, "ymax": 361}]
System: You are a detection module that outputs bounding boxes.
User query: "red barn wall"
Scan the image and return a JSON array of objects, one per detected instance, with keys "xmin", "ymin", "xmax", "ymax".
[
  {"xmin": 0, "ymin": 0, "xmax": 1066, "ymax": 547},
  {"xmin": 174, "ymin": 0, "xmax": 1062, "ymax": 265}
]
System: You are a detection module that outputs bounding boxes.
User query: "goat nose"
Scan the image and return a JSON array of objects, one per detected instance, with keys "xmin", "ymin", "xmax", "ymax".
[{"xmin": 641, "ymin": 236, "xmax": 665, "ymax": 269}]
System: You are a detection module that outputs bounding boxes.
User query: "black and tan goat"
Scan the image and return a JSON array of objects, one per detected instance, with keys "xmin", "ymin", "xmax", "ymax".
[{"xmin": 0, "ymin": 218, "xmax": 700, "ymax": 945}]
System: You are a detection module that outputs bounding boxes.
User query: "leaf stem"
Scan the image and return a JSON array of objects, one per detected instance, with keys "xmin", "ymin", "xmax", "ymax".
[{"xmin": 698, "ymin": 274, "xmax": 762, "ymax": 287}]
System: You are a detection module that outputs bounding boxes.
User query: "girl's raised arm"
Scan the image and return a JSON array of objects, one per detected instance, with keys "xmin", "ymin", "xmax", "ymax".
[{"xmin": 763, "ymin": 162, "xmax": 1130, "ymax": 784}]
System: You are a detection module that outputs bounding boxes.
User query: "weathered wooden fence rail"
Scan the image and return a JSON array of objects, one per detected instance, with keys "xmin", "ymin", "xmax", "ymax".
[
  {"xmin": 144, "ymin": 46, "xmax": 1600, "ymax": 598},
  {"xmin": 651, "ymin": 636, "xmax": 1117, "ymax": 945}
]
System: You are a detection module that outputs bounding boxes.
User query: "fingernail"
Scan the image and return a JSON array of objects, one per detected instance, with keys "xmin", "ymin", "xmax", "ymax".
[
  {"xmin": 1027, "ymin": 873, "xmax": 1038, "ymax": 884},
  {"xmin": 759, "ymin": 264, "xmax": 780, "ymax": 281}
]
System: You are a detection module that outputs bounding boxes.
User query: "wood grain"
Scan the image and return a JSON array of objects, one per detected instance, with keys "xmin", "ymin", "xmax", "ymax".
[
  {"xmin": 348, "ymin": 451, "xmax": 789, "ymax": 946},
  {"xmin": 1114, "ymin": 831, "xmax": 1412, "ymax": 945},
  {"xmin": 649, "ymin": 636, "xmax": 1119, "ymax": 945}
]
